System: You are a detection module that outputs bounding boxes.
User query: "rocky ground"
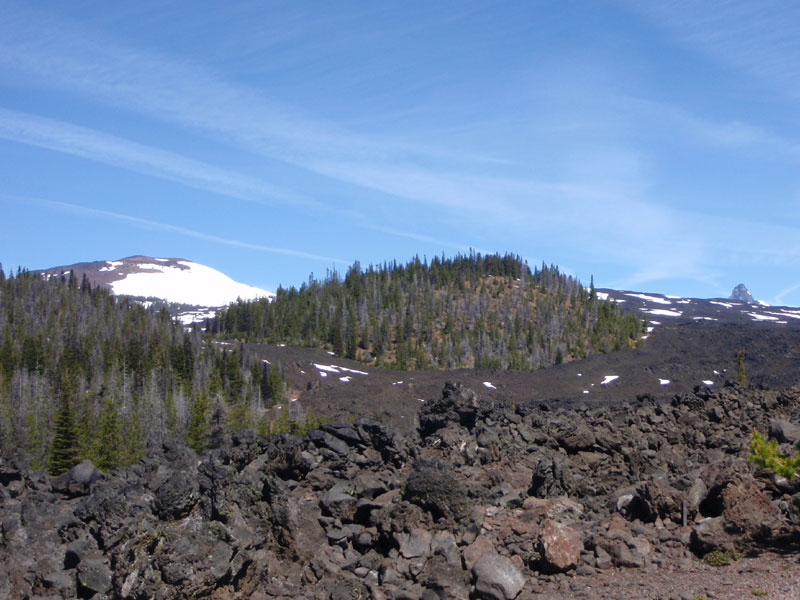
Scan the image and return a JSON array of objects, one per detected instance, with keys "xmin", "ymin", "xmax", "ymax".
[
  {"xmin": 2, "ymin": 379, "xmax": 800, "ymax": 599},
  {"xmin": 239, "ymin": 315, "xmax": 800, "ymax": 436}
]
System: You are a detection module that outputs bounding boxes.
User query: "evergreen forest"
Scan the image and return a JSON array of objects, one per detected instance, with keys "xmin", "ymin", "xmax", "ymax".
[
  {"xmin": 0, "ymin": 268, "xmax": 291, "ymax": 475},
  {"xmin": 0, "ymin": 253, "xmax": 642, "ymax": 475},
  {"xmin": 210, "ymin": 252, "xmax": 644, "ymax": 370}
]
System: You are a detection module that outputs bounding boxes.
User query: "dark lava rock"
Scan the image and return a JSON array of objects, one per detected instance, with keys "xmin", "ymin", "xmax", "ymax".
[
  {"xmin": 51, "ymin": 460, "xmax": 101, "ymax": 497},
  {"xmin": 770, "ymin": 418, "xmax": 800, "ymax": 445}
]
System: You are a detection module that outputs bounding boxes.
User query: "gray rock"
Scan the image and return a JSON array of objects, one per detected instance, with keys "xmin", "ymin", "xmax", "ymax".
[
  {"xmin": 594, "ymin": 546, "xmax": 612, "ymax": 570},
  {"xmin": 397, "ymin": 527, "xmax": 432, "ymax": 559},
  {"xmin": 321, "ymin": 483, "xmax": 358, "ymax": 521},
  {"xmin": 77, "ymin": 558, "xmax": 112, "ymax": 594},
  {"xmin": 51, "ymin": 460, "xmax": 101, "ymax": 496},
  {"xmin": 431, "ymin": 530, "xmax": 460, "ymax": 564},
  {"xmin": 770, "ymin": 419, "xmax": 800, "ymax": 445},
  {"xmin": 472, "ymin": 551, "xmax": 525, "ymax": 600},
  {"xmin": 308, "ymin": 429, "xmax": 351, "ymax": 456}
]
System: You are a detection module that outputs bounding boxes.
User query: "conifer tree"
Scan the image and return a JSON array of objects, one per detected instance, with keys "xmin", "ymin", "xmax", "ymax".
[
  {"xmin": 267, "ymin": 362, "xmax": 284, "ymax": 405},
  {"xmin": 48, "ymin": 396, "xmax": 80, "ymax": 475},
  {"xmin": 186, "ymin": 392, "xmax": 210, "ymax": 452},
  {"xmin": 124, "ymin": 395, "xmax": 146, "ymax": 465},
  {"xmin": 95, "ymin": 397, "xmax": 122, "ymax": 471}
]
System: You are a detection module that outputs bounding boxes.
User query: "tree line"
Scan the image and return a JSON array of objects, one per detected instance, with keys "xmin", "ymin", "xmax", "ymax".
[{"xmin": 209, "ymin": 252, "xmax": 644, "ymax": 370}]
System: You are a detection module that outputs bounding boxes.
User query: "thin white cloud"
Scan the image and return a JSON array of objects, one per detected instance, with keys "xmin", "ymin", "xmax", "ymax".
[
  {"xmin": 5, "ymin": 2, "xmax": 800, "ymax": 298},
  {"xmin": 1, "ymin": 194, "xmax": 348, "ymax": 264},
  {"xmin": 0, "ymin": 107, "xmax": 311, "ymax": 206},
  {"xmin": 0, "ymin": 4, "xmax": 519, "ymax": 210},
  {"xmin": 775, "ymin": 282, "xmax": 800, "ymax": 306},
  {"xmin": 624, "ymin": 1, "xmax": 800, "ymax": 98}
]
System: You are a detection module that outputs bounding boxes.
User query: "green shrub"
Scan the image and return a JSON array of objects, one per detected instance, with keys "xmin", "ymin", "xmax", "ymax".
[
  {"xmin": 748, "ymin": 430, "xmax": 800, "ymax": 479},
  {"xmin": 702, "ymin": 549, "xmax": 740, "ymax": 567}
]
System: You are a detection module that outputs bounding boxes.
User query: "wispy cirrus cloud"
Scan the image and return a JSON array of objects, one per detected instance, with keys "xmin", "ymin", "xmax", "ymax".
[
  {"xmin": 0, "ymin": 107, "xmax": 313, "ymax": 207},
  {"xmin": 623, "ymin": 1, "xmax": 800, "ymax": 98},
  {"xmin": 6, "ymin": 1, "xmax": 800, "ymax": 299},
  {"xmin": 1, "ymin": 194, "xmax": 348, "ymax": 264}
]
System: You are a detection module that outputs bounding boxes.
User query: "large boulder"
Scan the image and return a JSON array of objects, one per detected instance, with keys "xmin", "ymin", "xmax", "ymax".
[
  {"xmin": 419, "ymin": 382, "xmax": 486, "ymax": 435},
  {"xmin": 692, "ymin": 466, "xmax": 782, "ymax": 554},
  {"xmin": 623, "ymin": 478, "xmax": 693, "ymax": 523},
  {"xmin": 51, "ymin": 460, "xmax": 101, "ymax": 497},
  {"xmin": 320, "ymin": 483, "xmax": 358, "ymax": 522},
  {"xmin": 770, "ymin": 419, "xmax": 800, "ymax": 445},
  {"xmin": 539, "ymin": 519, "xmax": 582, "ymax": 572},
  {"xmin": 472, "ymin": 551, "xmax": 525, "ymax": 600},
  {"xmin": 403, "ymin": 457, "xmax": 470, "ymax": 522}
]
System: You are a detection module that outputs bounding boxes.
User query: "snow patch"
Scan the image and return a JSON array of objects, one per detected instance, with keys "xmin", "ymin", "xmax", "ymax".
[
  {"xmin": 692, "ymin": 316, "xmax": 718, "ymax": 321},
  {"xmin": 110, "ymin": 259, "xmax": 274, "ymax": 306},
  {"xmin": 659, "ymin": 379, "xmax": 670, "ymax": 386},
  {"xmin": 314, "ymin": 364, "xmax": 368, "ymax": 377},
  {"xmin": 710, "ymin": 301, "xmax": 735, "ymax": 309},
  {"xmin": 702, "ymin": 380, "xmax": 714, "ymax": 386},
  {"xmin": 339, "ymin": 376, "xmax": 351, "ymax": 383},
  {"xmin": 644, "ymin": 309, "xmax": 683, "ymax": 317},
  {"xmin": 625, "ymin": 293, "xmax": 672, "ymax": 305},
  {"xmin": 340, "ymin": 366, "xmax": 369, "ymax": 376},
  {"xmin": 483, "ymin": 381, "xmax": 496, "ymax": 389},
  {"xmin": 746, "ymin": 312, "xmax": 780, "ymax": 321},
  {"xmin": 600, "ymin": 375, "xmax": 619, "ymax": 385},
  {"xmin": 768, "ymin": 311, "xmax": 800, "ymax": 320},
  {"xmin": 178, "ymin": 308, "xmax": 218, "ymax": 325}
]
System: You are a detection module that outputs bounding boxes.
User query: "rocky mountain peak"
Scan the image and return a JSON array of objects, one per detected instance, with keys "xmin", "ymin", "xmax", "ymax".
[{"xmin": 729, "ymin": 283, "xmax": 755, "ymax": 304}]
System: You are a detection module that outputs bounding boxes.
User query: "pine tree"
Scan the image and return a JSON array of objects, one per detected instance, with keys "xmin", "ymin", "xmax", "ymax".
[
  {"xmin": 737, "ymin": 350, "xmax": 748, "ymax": 387},
  {"xmin": 267, "ymin": 362, "xmax": 284, "ymax": 405},
  {"xmin": 48, "ymin": 397, "xmax": 80, "ymax": 475},
  {"xmin": 95, "ymin": 397, "xmax": 122, "ymax": 471},
  {"xmin": 186, "ymin": 392, "xmax": 210, "ymax": 452},
  {"xmin": 346, "ymin": 328, "xmax": 358, "ymax": 360},
  {"xmin": 164, "ymin": 389, "xmax": 178, "ymax": 438},
  {"xmin": 123, "ymin": 395, "xmax": 146, "ymax": 465}
]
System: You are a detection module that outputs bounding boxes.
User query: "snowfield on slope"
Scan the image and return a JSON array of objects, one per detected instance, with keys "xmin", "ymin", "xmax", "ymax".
[{"xmin": 110, "ymin": 260, "xmax": 274, "ymax": 306}]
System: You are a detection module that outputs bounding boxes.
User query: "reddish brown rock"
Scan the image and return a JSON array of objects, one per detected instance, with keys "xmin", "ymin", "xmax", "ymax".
[{"xmin": 539, "ymin": 518, "xmax": 583, "ymax": 572}]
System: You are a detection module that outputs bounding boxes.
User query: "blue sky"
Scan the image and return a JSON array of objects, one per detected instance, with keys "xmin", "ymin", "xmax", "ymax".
[{"xmin": 2, "ymin": 1, "xmax": 800, "ymax": 304}]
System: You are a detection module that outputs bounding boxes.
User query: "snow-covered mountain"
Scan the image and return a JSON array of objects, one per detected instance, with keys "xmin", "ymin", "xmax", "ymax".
[{"xmin": 39, "ymin": 256, "xmax": 274, "ymax": 323}]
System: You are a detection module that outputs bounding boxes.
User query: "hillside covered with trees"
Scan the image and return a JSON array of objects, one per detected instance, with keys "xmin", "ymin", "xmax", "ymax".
[
  {"xmin": 0, "ymin": 268, "xmax": 288, "ymax": 474},
  {"xmin": 210, "ymin": 252, "xmax": 644, "ymax": 370}
]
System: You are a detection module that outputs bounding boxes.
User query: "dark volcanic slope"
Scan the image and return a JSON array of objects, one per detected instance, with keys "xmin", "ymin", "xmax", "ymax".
[
  {"xmin": 241, "ymin": 309, "xmax": 800, "ymax": 431},
  {"xmin": 597, "ymin": 287, "xmax": 800, "ymax": 325}
]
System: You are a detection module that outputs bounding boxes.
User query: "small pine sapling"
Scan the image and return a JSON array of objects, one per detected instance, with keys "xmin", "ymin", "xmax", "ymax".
[{"xmin": 748, "ymin": 430, "xmax": 800, "ymax": 479}]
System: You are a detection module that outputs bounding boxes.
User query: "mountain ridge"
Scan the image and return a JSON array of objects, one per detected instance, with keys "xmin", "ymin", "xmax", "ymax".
[{"xmin": 37, "ymin": 256, "xmax": 274, "ymax": 316}]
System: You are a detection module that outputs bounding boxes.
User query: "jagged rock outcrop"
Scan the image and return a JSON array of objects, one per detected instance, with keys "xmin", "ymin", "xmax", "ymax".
[
  {"xmin": 1, "ymin": 382, "xmax": 799, "ymax": 599},
  {"xmin": 730, "ymin": 283, "xmax": 756, "ymax": 303}
]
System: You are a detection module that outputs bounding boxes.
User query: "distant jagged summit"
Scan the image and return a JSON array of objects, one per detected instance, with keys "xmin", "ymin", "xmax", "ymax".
[{"xmin": 730, "ymin": 283, "xmax": 756, "ymax": 304}]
